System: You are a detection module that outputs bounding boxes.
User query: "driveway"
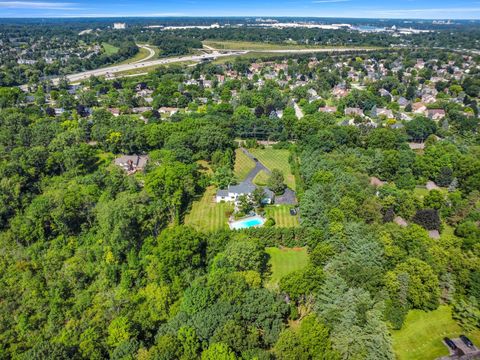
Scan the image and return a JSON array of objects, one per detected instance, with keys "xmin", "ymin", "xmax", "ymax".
[
  {"xmin": 241, "ymin": 148, "xmax": 270, "ymax": 185},
  {"xmin": 241, "ymin": 148, "xmax": 297, "ymax": 205}
]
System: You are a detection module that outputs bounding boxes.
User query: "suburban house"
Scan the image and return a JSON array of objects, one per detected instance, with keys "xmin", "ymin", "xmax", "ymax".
[
  {"xmin": 108, "ymin": 108, "xmax": 121, "ymax": 117},
  {"xmin": 216, "ymin": 183, "xmax": 275, "ymax": 205},
  {"xmin": 345, "ymin": 107, "xmax": 364, "ymax": 117},
  {"xmin": 412, "ymin": 102, "xmax": 427, "ymax": 114},
  {"xmin": 374, "ymin": 108, "xmax": 394, "ymax": 118},
  {"xmin": 427, "ymin": 109, "xmax": 446, "ymax": 121},
  {"xmin": 319, "ymin": 106, "xmax": 337, "ymax": 113},
  {"xmin": 114, "ymin": 155, "xmax": 149, "ymax": 174},
  {"xmin": 397, "ymin": 97, "xmax": 410, "ymax": 108},
  {"xmin": 158, "ymin": 107, "xmax": 179, "ymax": 117}
]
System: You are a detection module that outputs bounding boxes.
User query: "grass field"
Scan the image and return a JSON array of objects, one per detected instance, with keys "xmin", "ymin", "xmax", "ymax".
[
  {"xmin": 249, "ymin": 148, "xmax": 295, "ymax": 190},
  {"xmin": 102, "ymin": 42, "xmax": 119, "ymax": 55},
  {"xmin": 204, "ymin": 40, "xmax": 312, "ymax": 50},
  {"xmin": 392, "ymin": 305, "xmax": 480, "ymax": 360},
  {"xmin": 265, "ymin": 247, "xmax": 309, "ymax": 289},
  {"xmin": 204, "ymin": 40, "xmax": 380, "ymax": 51},
  {"xmin": 253, "ymin": 170, "xmax": 270, "ymax": 186},
  {"xmin": 212, "ymin": 51, "xmax": 298, "ymax": 64},
  {"xmin": 265, "ymin": 205, "xmax": 299, "ymax": 228},
  {"xmin": 184, "ymin": 187, "xmax": 233, "ymax": 232},
  {"xmin": 113, "ymin": 61, "xmax": 197, "ymax": 77},
  {"xmin": 234, "ymin": 148, "xmax": 256, "ymax": 181}
]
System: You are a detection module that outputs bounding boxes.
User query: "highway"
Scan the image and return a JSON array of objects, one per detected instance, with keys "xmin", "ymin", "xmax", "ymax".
[
  {"xmin": 51, "ymin": 51, "xmax": 246, "ymax": 84},
  {"xmin": 49, "ymin": 47, "xmax": 380, "ymax": 84}
]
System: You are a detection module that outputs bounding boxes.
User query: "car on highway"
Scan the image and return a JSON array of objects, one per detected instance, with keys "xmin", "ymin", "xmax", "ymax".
[
  {"xmin": 444, "ymin": 337, "xmax": 458, "ymax": 351},
  {"xmin": 460, "ymin": 335, "xmax": 474, "ymax": 348}
]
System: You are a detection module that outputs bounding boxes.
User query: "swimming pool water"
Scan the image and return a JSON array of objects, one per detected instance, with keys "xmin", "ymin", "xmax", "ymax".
[{"xmin": 230, "ymin": 217, "xmax": 264, "ymax": 230}]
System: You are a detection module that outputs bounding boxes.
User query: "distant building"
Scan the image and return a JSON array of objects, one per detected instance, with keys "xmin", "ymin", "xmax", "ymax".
[
  {"xmin": 319, "ymin": 106, "xmax": 337, "ymax": 113},
  {"xmin": 427, "ymin": 109, "xmax": 446, "ymax": 121},
  {"xmin": 113, "ymin": 23, "xmax": 126, "ymax": 30},
  {"xmin": 114, "ymin": 155, "xmax": 149, "ymax": 174},
  {"xmin": 345, "ymin": 107, "xmax": 364, "ymax": 117}
]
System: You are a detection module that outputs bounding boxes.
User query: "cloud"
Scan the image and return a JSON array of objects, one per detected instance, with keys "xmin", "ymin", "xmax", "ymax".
[
  {"xmin": 369, "ymin": 7, "xmax": 480, "ymax": 16},
  {"xmin": 0, "ymin": 1, "xmax": 77, "ymax": 9}
]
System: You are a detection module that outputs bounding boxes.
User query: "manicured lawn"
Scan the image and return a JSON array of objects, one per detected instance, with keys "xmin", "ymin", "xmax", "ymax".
[
  {"xmin": 249, "ymin": 148, "xmax": 296, "ymax": 190},
  {"xmin": 253, "ymin": 170, "xmax": 270, "ymax": 186},
  {"xmin": 392, "ymin": 305, "xmax": 480, "ymax": 360},
  {"xmin": 265, "ymin": 205, "xmax": 299, "ymax": 228},
  {"xmin": 265, "ymin": 247, "xmax": 309, "ymax": 289},
  {"xmin": 102, "ymin": 42, "xmax": 119, "ymax": 55},
  {"xmin": 184, "ymin": 187, "xmax": 233, "ymax": 232},
  {"xmin": 234, "ymin": 148, "xmax": 256, "ymax": 181}
]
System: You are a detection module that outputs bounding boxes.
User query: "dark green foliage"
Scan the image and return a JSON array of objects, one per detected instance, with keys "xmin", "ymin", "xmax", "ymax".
[{"xmin": 412, "ymin": 209, "xmax": 441, "ymax": 231}]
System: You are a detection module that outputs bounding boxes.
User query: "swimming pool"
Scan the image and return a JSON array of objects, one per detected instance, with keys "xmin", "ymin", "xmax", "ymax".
[{"xmin": 230, "ymin": 216, "xmax": 265, "ymax": 230}]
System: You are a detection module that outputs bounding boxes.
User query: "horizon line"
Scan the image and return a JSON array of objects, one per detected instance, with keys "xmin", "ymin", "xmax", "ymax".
[{"xmin": 0, "ymin": 15, "xmax": 479, "ymax": 20}]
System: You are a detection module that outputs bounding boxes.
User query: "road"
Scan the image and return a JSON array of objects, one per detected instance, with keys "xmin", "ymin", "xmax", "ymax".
[
  {"xmin": 49, "ymin": 46, "xmax": 379, "ymax": 84},
  {"xmin": 293, "ymin": 102, "xmax": 304, "ymax": 119},
  {"xmin": 51, "ymin": 50, "xmax": 247, "ymax": 84},
  {"xmin": 132, "ymin": 44, "xmax": 156, "ymax": 64},
  {"xmin": 241, "ymin": 148, "xmax": 297, "ymax": 205}
]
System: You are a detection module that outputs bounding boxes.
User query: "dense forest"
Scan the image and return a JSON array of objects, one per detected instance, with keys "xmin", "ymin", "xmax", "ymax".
[{"xmin": 0, "ymin": 25, "xmax": 480, "ymax": 360}]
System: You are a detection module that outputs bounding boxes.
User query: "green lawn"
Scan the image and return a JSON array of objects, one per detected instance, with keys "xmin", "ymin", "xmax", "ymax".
[
  {"xmin": 102, "ymin": 42, "xmax": 119, "ymax": 55},
  {"xmin": 204, "ymin": 40, "xmax": 381, "ymax": 51},
  {"xmin": 184, "ymin": 187, "xmax": 233, "ymax": 232},
  {"xmin": 253, "ymin": 170, "xmax": 270, "ymax": 186},
  {"xmin": 249, "ymin": 148, "xmax": 296, "ymax": 190},
  {"xmin": 234, "ymin": 148, "xmax": 256, "ymax": 181},
  {"xmin": 265, "ymin": 247, "xmax": 309, "ymax": 289},
  {"xmin": 265, "ymin": 205, "xmax": 299, "ymax": 228},
  {"xmin": 213, "ymin": 51, "xmax": 299, "ymax": 64},
  {"xmin": 392, "ymin": 305, "xmax": 480, "ymax": 360},
  {"xmin": 204, "ymin": 40, "xmax": 312, "ymax": 50}
]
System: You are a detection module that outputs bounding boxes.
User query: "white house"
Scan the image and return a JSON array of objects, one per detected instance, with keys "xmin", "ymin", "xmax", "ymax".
[{"xmin": 216, "ymin": 183, "xmax": 274, "ymax": 205}]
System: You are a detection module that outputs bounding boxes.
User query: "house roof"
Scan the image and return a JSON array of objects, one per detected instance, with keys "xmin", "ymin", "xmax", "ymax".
[
  {"xmin": 216, "ymin": 189, "xmax": 229, "ymax": 197},
  {"xmin": 114, "ymin": 155, "xmax": 149, "ymax": 171},
  {"xmin": 229, "ymin": 183, "xmax": 256, "ymax": 195}
]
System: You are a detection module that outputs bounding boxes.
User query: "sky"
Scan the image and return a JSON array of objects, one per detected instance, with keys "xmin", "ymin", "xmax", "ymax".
[{"xmin": 0, "ymin": 0, "xmax": 480, "ymax": 19}]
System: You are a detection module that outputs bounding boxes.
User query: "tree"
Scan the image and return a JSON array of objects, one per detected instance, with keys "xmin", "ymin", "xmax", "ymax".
[
  {"xmin": 423, "ymin": 190, "xmax": 445, "ymax": 210},
  {"xmin": 147, "ymin": 227, "xmax": 206, "ymax": 286},
  {"xmin": 279, "ymin": 266, "xmax": 325, "ymax": 302},
  {"xmin": 201, "ymin": 343, "xmax": 236, "ymax": 360},
  {"xmin": 223, "ymin": 239, "xmax": 266, "ymax": 272},
  {"xmin": 412, "ymin": 209, "xmax": 441, "ymax": 231},
  {"xmin": 385, "ymin": 258, "xmax": 439, "ymax": 310},
  {"xmin": 268, "ymin": 169, "xmax": 286, "ymax": 195},
  {"xmin": 405, "ymin": 117, "xmax": 437, "ymax": 142},
  {"xmin": 452, "ymin": 297, "xmax": 480, "ymax": 332},
  {"xmin": 237, "ymin": 194, "xmax": 254, "ymax": 215},
  {"xmin": 145, "ymin": 162, "xmax": 197, "ymax": 224},
  {"xmin": 107, "ymin": 317, "xmax": 132, "ymax": 349}
]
